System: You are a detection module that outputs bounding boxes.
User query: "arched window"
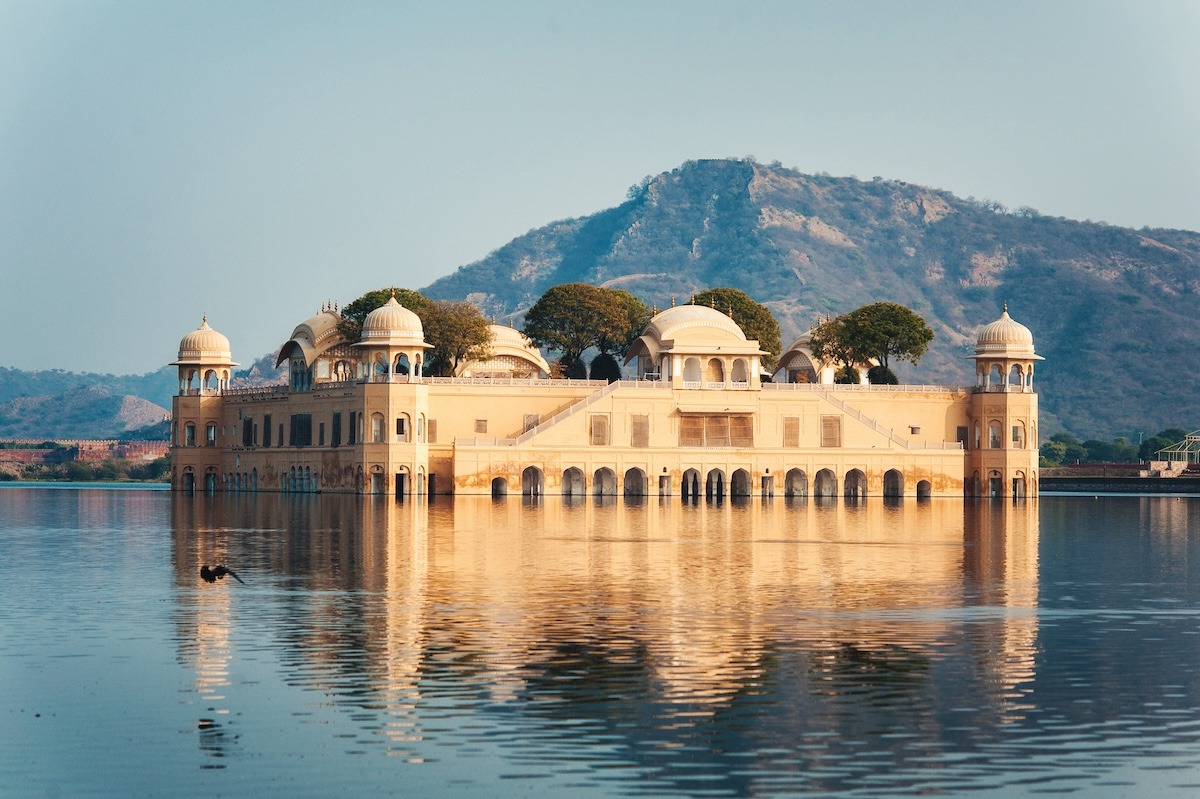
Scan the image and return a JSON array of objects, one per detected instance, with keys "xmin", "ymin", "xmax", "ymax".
[
  {"xmin": 705, "ymin": 358, "xmax": 725, "ymax": 383},
  {"xmin": 989, "ymin": 420, "xmax": 1003, "ymax": 449},
  {"xmin": 731, "ymin": 359, "xmax": 749, "ymax": 384},
  {"xmin": 683, "ymin": 358, "xmax": 701, "ymax": 385},
  {"xmin": 205, "ymin": 423, "xmax": 217, "ymax": 447},
  {"xmin": 974, "ymin": 422, "xmax": 982, "ymax": 450},
  {"xmin": 371, "ymin": 413, "xmax": 385, "ymax": 443},
  {"xmin": 184, "ymin": 422, "xmax": 196, "ymax": 447},
  {"xmin": 1012, "ymin": 421, "xmax": 1026, "ymax": 449}
]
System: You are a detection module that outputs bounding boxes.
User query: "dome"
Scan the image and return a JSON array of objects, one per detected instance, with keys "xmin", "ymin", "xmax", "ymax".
[
  {"xmin": 174, "ymin": 315, "xmax": 235, "ymax": 365},
  {"xmin": 972, "ymin": 306, "xmax": 1041, "ymax": 360},
  {"xmin": 275, "ymin": 309, "xmax": 347, "ymax": 367},
  {"xmin": 455, "ymin": 324, "xmax": 550, "ymax": 377},
  {"xmin": 644, "ymin": 304, "xmax": 749, "ymax": 344},
  {"xmin": 358, "ymin": 296, "xmax": 427, "ymax": 345}
]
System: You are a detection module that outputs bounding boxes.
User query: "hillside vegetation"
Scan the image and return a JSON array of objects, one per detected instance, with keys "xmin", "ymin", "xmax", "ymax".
[{"xmin": 425, "ymin": 159, "xmax": 1200, "ymax": 438}]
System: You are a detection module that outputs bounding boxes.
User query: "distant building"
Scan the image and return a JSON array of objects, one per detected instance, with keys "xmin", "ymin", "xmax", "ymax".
[{"xmin": 170, "ymin": 300, "xmax": 1041, "ymax": 499}]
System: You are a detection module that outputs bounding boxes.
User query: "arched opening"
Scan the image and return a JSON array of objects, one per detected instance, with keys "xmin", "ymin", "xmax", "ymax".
[
  {"xmin": 844, "ymin": 469, "xmax": 867, "ymax": 501},
  {"xmin": 521, "ymin": 466, "xmax": 544, "ymax": 497},
  {"xmin": 1009, "ymin": 364, "xmax": 1023, "ymax": 387},
  {"xmin": 785, "ymin": 468, "xmax": 809, "ymax": 498},
  {"xmin": 974, "ymin": 422, "xmax": 982, "ymax": 450},
  {"xmin": 371, "ymin": 412, "xmax": 386, "ymax": 443},
  {"xmin": 989, "ymin": 420, "xmax": 1002, "ymax": 449},
  {"xmin": 784, "ymin": 352, "xmax": 818, "ymax": 384},
  {"xmin": 760, "ymin": 474, "xmax": 774, "ymax": 499},
  {"xmin": 251, "ymin": 468, "xmax": 258, "ymax": 492},
  {"xmin": 394, "ymin": 353, "xmax": 411, "ymax": 375},
  {"xmin": 705, "ymin": 358, "xmax": 725, "ymax": 383},
  {"xmin": 731, "ymin": 359, "xmax": 749, "ymax": 384},
  {"xmin": 730, "ymin": 468, "xmax": 752, "ymax": 498},
  {"xmin": 491, "ymin": 477, "xmax": 508, "ymax": 497},
  {"xmin": 681, "ymin": 468, "xmax": 701, "ymax": 501},
  {"xmin": 967, "ymin": 471, "xmax": 981, "ymax": 498},
  {"xmin": 395, "ymin": 413, "xmax": 411, "ymax": 443},
  {"xmin": 184, "ymin": 422, "xmax": 196, "ymax": 447},
  {"xmin": 706, "ymin": 469, "xmax": 726, "ymax": 500},
  {"xmin": 562, "ymin": 467, "xmax": 586, "ymax": 497},
  {"xmin": 1013, "ymin": 471, "xmax": 1027, "ymax": 499},
  {"xmin": 623, "ymin": 468, "xmax": 647, "ymax": 497},
  {"xmin": 916, "ymin": 479, "xmax": 931, "ymax": 500},
  {"xmin": 593, "ymin": 467, "xmax": 617, "ymax": 496},
  {"xmin": 814, "ymin": 469, "xmax": 838, "ymax": 499},
  {"xmin": 205, "ymin": 423, "xmax": 217, "ymax": 447},
  {"xmin": 204, "ymin": 369, "xmax": 219, "ymax": 391},
  {"xmin": 1013, "ymin": 421, "xmax": 1026, "ymax": 449},
  {"xmin": 204, "ymin": 469, "xmax": 217, "ymax": 493},
  {"xmin": 988, "ymin": 363, "xmax": 1003, "ymax": 388},
  {"xmin": 883, "ymin": 469, "xmax": 903, "ymax": 498},
  {"xmin": 989, "ymin": 470, "xmax": 1003, "ymax": 498},
  {"xmin": 683, "ymin": 358, "xmax": 701, "ymax": 385},
  {"xmin": 182, "ymin": 468, "xmax": 195, "ymax": 493}
]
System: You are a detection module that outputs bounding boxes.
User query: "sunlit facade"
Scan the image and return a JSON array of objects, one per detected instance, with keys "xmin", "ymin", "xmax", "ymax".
[{"xmin": 170, "ymin": 301, "xmax": 1041, "ymax": 498}]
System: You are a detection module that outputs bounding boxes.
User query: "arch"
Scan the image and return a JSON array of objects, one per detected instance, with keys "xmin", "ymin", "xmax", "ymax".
[
  {"xmin": 491, "ymin": 476, "xmax": 508, "ymax": 497},
  {"xmin": 371, "ymin": 412, "xmax": 386, "ymax": 443},
  {"xmin": 395, "ymin": 413, "xmax": 411, "ymax": 443},
  {"xmin": 562, "ymin": 467, "xmax": 586, "ymax": 497},
  {"xmin": 1032, "ymin": 421, "xmax": 1039, "ymax": 448},
  {"xmin": 182, "ymin": 468, "xmax": 195, "ymax": 493},
  {"xmin": 1009, "ymin": 363, "xmax": 1023, "ymax": 386},
  {"xmin": 813, "ymin": 468, "xmax": 838, "ymax": 499},
  {"xmin": 974, "ymin": 422, "xmax": 982, "ymax": 450},
  {"xmin": 205, "ymin": 422, "xmax": 217, "ymax": 447},
  {"xmin": 184, "ymin": 422, "xmax": 196, "ymax": 447},
  {"xmin": 521, "ymin": 466, "xmax": 544, "ymax": 497},
  {"xmin": 593, "ymin": 467, "xmax": 617, "ymax": 496},
  {"xmin": 623, "ymin": 467, "xmax": 647, "ymax": 497},
  {"xmin": 681, "ymin": 468, "xmax": 701, "ymax": 500},
  {"xmin": 730, "ymin": 468, "xmax": 752, "ymax": 498},
  {"xmin": 883, "ymin": 469, "xmax": 903, "ymax": 498},
  {"xmin": 844, "ymin": 469, "xmax": 867, "ymax": 501},
  {"xmin": 683, "ymin": 357, "xmax": 701, "ymax": 384},
  {"xmin": 705, "ymin": 358, "xmax": 725, "ymax": 383},
  {"xmin": 251, "ymin": 468, "xmax": 258, "ymax": 492},
  {"xmin": 916, "ymin": 479, "xmax": 931, "ymax": 500},
  {"xmin": 989, "ymin": 420, "xmax": 1003, "ymax": 449},
  {"xmin": 394, "ymin": 353, "xmax": 411, "ymax": 375},
  {"xmin": 1013, "ymin": 471, "xmax": 1027, "ymax": 499},
  {"xmin": 784, "ymin": 468, "xmax": 809, "ymax": 498},
  {"xmin": 731, "ymin": 358, "xmax": 749, "ymax": 384},
  {"xmin": 305, "ymin": 466, "xmax": 312, "ymax": 493},
  {"xmin": 204, "ymin": 468, "xmax": 217, "ymax": 493},
  {"xmin": 1013, "ymin": 420, "xmax": 1026, "ymax": 449},
  {"xmin": 968, "ymin": 470, "xmax": 981, "ymax": 498},
  {"xmin": 988, "ymin": 363, "xmax": 1003, "ymax": 388},
  {"xmin": 706, "ymin": 468, "xmax": 726, "ymax": 500}
]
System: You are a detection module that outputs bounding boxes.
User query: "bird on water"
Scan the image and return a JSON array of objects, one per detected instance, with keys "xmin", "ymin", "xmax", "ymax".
[{"xmin": 200, "ymin": 565, "xmax": 245, "ymax": 584}]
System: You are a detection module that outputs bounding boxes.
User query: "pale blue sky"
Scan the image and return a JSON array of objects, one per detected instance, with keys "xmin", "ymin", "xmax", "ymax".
[{"xmin": 2, "ymin": 0, "xmax": 1197, "ymax": 374}]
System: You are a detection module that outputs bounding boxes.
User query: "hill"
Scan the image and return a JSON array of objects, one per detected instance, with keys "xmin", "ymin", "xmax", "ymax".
[
  {"xmin": 424, "ymin": 159, "xmax": 1200, "ymax": 438},
  {"xmin": 0, "ymin": 386, "xmax": 169, "ymax": 439}
]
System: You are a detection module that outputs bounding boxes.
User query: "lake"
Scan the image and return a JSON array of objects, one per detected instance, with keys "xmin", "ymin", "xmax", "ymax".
[{"xmin": 3, "ymin": 486, "xmax": 1200, "ymax": 797}]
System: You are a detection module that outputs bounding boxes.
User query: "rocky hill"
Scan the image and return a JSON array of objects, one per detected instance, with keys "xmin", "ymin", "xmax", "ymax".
[
  {"xmin": 0, "ymin": 386, "xmax": 169, "ymax": 439},
  {"xmin": 424, "ymin": 159, "xmax": 1200, "ymax": 438}
]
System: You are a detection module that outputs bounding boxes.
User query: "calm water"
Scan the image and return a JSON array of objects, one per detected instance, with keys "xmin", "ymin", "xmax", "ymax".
[{"xmin": 3, "ymin": 487, "xmax": 1200, "ymax": 798}]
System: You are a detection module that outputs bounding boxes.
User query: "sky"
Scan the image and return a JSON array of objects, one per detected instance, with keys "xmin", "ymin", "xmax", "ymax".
[{"xmin": 2, "ymin": 0, "xmax": 1198, "ymax": 375}]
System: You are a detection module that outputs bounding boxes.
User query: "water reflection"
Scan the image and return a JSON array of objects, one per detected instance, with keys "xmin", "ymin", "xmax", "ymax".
[{"xmin": 169, "ymin": 494, "xmax": 1056, "ymax": 794}]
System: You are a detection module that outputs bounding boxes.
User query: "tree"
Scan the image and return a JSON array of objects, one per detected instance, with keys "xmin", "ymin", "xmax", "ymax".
[
  {"xmin": 809, "ymin": 302, "xmax": 934, "ymax": 383},
  {"xmin": 843, "ymin": 302, "xmax": 934, "ymax": 372},
  {"xmin": 339, "ymin": 288, "xmax": 431, "ymax": 341},
  {"xmin": 421, "ymin": 300, "xmax": 493, "ymax": 376},
  {"xmin": 692, "ymin": 287, "xmax": 782, "ymax": 371},
  {"xmin": 523, "ymin": 283, "xmax": 646, "ymax": 377},
  {"xmin": 1140, "ymin": 428, "xmax": 1189, "ymax": 461}
]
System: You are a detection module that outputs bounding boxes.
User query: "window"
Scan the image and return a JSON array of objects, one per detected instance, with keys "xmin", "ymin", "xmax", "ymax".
[
  {"xmin": 290, "ymin": 414, "xmax": 313, "ymax": 447},
  {"xmin": 820, "ymin": 415, "xmax": 842, "ymax": 448},
  {"xmin": 396, "ymin": 417, "xmax": 407, "ymax": 439},
  {"xmin": 206, "ymin": 423, "xmax": 217, "ymax": 447},
  {"xmin": 318, "ymin": 422, "xmax": 325, "ymax": 446},
  {"xmin": 631, "ymin": 414, "xmax": 649, "ymax": 447},
  {"xmin": 909, "ymin": 426, "xmax": 921, "ymax": 435},
  {"xmin": 242, "ymin": 418, "xmax": 253, "ymax": 447},
  {"xmin": 428, "ymin": 420, "xmax": 438, "ymax": 443},
  {"xmin": 372, "ymin": 413, "xmax": 385, "ymax": 443},
  {"xmin": 263, "ymin": 415, "xmax": 272, "ymax": 447},
  {"xmin": 474, "ymin": 419, "xmax": 488, "ymax": 434},
  {"xmin": 185, "ymin": 422, "xmax": 196, "ymax": 447},
  {"xmin": 989, "ymin": 420, "xmax": 1002, "ymax": 449},
  {"xmin": 678, "ymin": 414, "xmax": 754, "ymax": 447},
  {"xmin": 590, "ymin": 415, "xmax": 610, "ymax": 445},
  {"xmin": 783, "ymin": 417, "xmax": 800, "ymax": 448},
  {"xmin": 277, "ymin": 423, "xmax": 283, "ymax": 448},
  {"xmin": 523, "ymin": 413, "xmax": 539, "ymax": 433},
  {"xmin": 1013, "ymin": 422, "xmax": 1026, "ymax": 449},
  {"xmin": 956, "ymin": 426, "xmax": 968, "ymax": 449},
  {"xmin": 348, "ymin": 412, "xmax": 357, "ymax": 445},
  {"xmin": 331, "ymin": 413, "xmax": 341, "ymax": 447}
]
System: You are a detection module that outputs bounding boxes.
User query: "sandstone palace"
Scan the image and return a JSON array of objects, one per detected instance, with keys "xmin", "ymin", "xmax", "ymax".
[{"xmin": 170, "ymin": 299, "xmax": 1041, "ymax": 499}]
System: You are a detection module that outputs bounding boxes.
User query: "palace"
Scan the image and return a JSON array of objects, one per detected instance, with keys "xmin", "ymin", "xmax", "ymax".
[{"xmin": 170, "ymin": 300, "xmax": 1041, "ymax": 499}]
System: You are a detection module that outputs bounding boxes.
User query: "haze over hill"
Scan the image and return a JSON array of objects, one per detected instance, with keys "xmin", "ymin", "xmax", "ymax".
[
  {"xmin": 3, "ymin": 158, "xmax": 1197, "ymax": 440},
  {"xmin": 423, "ymin": 159, "xmax": 1200, "ymax": 439}
]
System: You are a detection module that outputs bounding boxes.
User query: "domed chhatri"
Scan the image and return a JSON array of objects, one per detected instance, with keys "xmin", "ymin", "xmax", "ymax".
[
  {"xmin": 170, "ymin": 299, "xmax": 1040, "ymax": 500},
  {"xmin": 359, "ymin": 296, "xmax": 425, "ymax": 344},
  {"xmin": 973, "ymin": 305, "xmax": 1040, "ymax": 359},
  {"xmin": 175, "ymin": 315, "xmax": 234, "ymax": 364}
]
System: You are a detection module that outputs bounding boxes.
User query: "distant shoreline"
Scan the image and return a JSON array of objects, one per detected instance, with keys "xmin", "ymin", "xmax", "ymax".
[{"xmin": 1040, "ymin": 476, "xmax": 1200, "ymax": 495}]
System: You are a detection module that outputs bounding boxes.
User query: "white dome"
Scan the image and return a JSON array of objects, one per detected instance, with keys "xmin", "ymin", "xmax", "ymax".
[
  {"xmin": 359, "ymin": 297, "xmax": 425, "ymax": 344},
  {"xmin": 973, "ymin": 307, "xmax": 1039, "ymax": 359},
  {"xmin": 174, "ymin": 316, "xmax": 235, "ymax": 364}
]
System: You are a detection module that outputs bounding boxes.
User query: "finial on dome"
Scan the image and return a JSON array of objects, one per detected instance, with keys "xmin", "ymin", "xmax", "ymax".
[
  {"xmin": 671, "ymin": 296, "xmax": 676, "ymax": 307},
  {"xmin": 1003, "ymin": 302, "xmax": 1009, "ymax": 314}
]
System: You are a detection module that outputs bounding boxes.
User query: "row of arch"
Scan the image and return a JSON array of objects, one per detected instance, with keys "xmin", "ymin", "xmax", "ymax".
[{"xmin": 495, "ymin": 466, "xmax": 932, "ymax": 501}]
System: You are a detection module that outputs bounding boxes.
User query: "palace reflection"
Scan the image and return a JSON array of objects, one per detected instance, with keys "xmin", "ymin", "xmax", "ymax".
[{"xmin": 171, "ymin": 494, "xmax": 1043, "ymax": 775}]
